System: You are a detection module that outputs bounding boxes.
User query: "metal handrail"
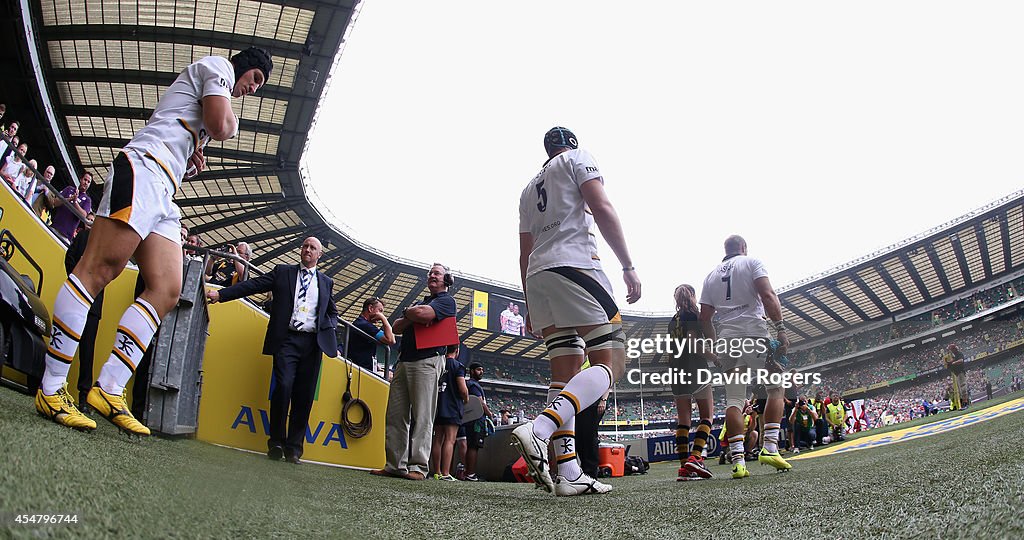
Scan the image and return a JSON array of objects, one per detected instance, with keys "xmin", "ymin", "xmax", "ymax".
[
  {"xmin": 196, "ymin": 244, "xmax": 262, "ymax": 280},
  {"xmin": 337, "ymin": 317, "xmax": 392, "ymax": 379}
]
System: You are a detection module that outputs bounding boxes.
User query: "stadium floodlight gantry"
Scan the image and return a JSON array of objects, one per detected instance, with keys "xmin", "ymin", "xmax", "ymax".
[{"xmin": 2, "ymin": 0, "xmax": 1024, "ymax": 368}]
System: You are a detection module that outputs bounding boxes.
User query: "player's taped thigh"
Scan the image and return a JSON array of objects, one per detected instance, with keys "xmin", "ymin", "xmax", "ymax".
[
  {"xmin": 582, "ymin": 323, "xmax": 625, "ymax": 352},
  {"xmin": 725, "ymin": 381, "xmax": 747, "ymax": 411},
  {"xmin": 544, "ymin": 329, "xmax": 586, "ymax": 360}
]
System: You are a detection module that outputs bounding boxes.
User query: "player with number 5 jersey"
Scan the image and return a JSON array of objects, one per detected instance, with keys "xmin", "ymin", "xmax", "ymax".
[{"xmin": 512, "ymin": 127, "xmax": 641, "ymax": 497}]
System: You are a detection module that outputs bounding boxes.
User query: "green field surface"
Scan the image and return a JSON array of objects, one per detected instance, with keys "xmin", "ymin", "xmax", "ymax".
[{"xmin": 2, "ymin": 385, "xmax": 1023, "ymax": 539}]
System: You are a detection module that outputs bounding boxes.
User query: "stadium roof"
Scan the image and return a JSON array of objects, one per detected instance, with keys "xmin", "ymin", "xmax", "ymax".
[
  {"xmin": 774, "ymin": 190, "xmax": 1024, "ymax": 345},
  {"xmin": 5, "ymin": 1, "xmax": 1024, "ymax": 360}
]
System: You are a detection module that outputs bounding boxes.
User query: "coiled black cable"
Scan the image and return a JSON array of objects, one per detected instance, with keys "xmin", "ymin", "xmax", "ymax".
[{"xmin": 342, "ymin": 361, "xmax": 371, "ymax": 438}]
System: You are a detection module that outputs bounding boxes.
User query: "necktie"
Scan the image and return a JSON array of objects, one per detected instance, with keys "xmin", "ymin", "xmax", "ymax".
[{"xmin": 298, "ymin": 269, "xmax": 312, "ymax": 302}]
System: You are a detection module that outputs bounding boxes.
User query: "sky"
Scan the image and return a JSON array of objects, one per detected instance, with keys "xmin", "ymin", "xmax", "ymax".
[{"xmin": 305, "ymin": 1, "xmax": 1024, "ymax": 314}]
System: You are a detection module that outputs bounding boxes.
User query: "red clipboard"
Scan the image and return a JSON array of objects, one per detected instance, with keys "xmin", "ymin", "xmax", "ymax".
[{"xmin": 413, "ymin": 316, "xmax": 460, "ymax": 348}]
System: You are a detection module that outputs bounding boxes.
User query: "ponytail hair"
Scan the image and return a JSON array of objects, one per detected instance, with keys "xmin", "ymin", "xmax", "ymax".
[{"xmin": 674, "ymin": 284, "xmax": 698, "ymax": 317}]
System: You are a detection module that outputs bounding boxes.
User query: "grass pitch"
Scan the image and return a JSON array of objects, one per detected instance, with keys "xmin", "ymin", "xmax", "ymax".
[{"xmin": 2, "ymin": 387, "xmax": 1023, "ymax": 539}]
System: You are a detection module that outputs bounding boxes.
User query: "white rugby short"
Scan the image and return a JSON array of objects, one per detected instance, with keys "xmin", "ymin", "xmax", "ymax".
[
  {"xmin": 719, "ymin": 337, "xmax": 781, "ymax": 390},
  {"xmin": 96, "ymin": 148, "xmax": 182, "ymax": 244},
  {"xmin": 525, "ymin": 267, "xmax": 621, "ymax": 330}
]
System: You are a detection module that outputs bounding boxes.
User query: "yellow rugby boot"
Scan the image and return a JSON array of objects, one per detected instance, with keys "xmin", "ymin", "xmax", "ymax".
[
  {"xmin": 731, "ymin": 463, "xmax": 750, "ymax": 479},
  {"xmin": 758, "ymin": 449, "xmax": 793, "ymax": 472},
  {"xmin": 35, "ymin": 385, "xmax": 96, "ymax": 431},
  {"xmin": 86, "ymin": 384, "xmax": 151, "ymax": 436}
]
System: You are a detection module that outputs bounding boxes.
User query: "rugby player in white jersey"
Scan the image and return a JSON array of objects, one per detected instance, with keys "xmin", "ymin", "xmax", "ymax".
[
  {"xmin": 699, "ymin": 235, "xmax": 792, "ymax": 478},
  {"xmin": 511, "ymin": 127, "xmax": 641, "ymax": 496},
  {"xmin": 35, "ymin": 48, "xmax": 273, "ymax": 435}
]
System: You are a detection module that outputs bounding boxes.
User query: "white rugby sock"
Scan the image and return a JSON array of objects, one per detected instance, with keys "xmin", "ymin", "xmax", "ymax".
[
  {"xmin": 552, "ymin": 417, "xmax": 582, "ymax": 479},
  {"xmin": 534, "ymin": 365, "xmax": 612, "ymax": 440},
  {"xmin": 545, "ymin": 383, "xmax": 563, "ymax": 405},
  {"xmin": 97, "ymin": 298, "xmax": 160, "ymax": 395},
  {"xmin": 763, "ymin": 423, "xmax": 781, "ymax": 453},
  {"xmin": 729, "ymin": 435, "xmax": 746, "ymax": 466},
  {"xmin": 545, "ymin": 382, "xmax": 583, "ymax": 478},
  {"xmin": 41, "ymin": 275, "xmax": 93, "ymax": 395}
]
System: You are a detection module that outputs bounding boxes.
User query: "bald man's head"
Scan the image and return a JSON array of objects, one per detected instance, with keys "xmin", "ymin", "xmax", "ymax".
[{"xmin": 724, "ymin": 235, "xmax": 747, "ymax": 256}]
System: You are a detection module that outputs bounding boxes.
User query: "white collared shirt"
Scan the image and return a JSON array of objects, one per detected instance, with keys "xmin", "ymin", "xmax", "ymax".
[{"xmin": 289, "ymin": 266, "xmax": 319, "ymax": 332}]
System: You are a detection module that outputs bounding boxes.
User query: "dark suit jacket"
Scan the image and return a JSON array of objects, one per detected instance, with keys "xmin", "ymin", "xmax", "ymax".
[{"xmin": 218, "ymin": 264, "xmax": 338, "ymax": 357}]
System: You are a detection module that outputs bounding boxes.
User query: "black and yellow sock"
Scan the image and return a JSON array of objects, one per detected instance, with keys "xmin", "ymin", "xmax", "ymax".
[
  {"xmin": 675, "ymin": 424, "xmax": 690, "ymax": 465},
  {"xmin": 691, "ymin": 419, "xmax": 713, "ymax": 458}
]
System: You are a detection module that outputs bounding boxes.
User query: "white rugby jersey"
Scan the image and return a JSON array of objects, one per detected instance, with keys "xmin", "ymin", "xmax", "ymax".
[
  {"xmin": 126, "ymin": 56, "xmax": 236, "ymax": 192},
  {"xmin": 519, "ymin": 148, "xmax": 604, "ymax": 277},
  {"xmin": 699, "ymin": 255, "xmax": 771, "ymax": 338}
]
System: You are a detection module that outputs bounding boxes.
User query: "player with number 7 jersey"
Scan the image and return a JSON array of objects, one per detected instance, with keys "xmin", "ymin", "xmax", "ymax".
[
  {"xmin": 699, "ymin": 250, "xmax": 772, "ymax": 340},
  {"xmin": 698, "ymin": 235, "xmax": 792, "ymax": 479}
]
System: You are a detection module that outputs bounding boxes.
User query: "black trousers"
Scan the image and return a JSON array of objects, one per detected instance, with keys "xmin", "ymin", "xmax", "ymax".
[
  {"xmin": 270, "ymin": 331, "xmax": 322, "ymax": 458},
  {"xmin": 796, "ymin": 425, "xmax": 817, "ymax": 448},
  {"xmin": 575, "ymin": 401, "xmax": 606, "ymax": 477},
  {"xmin": 77, "ymin": 307, "xmax": 103, "ymax": 396}
]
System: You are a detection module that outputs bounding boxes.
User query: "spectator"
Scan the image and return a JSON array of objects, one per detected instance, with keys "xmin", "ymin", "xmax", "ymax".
[
  {"xmin": 14, "ymin": 158, "xmax": 37, "ymax": 202},
  {"xmin": 824, "ymin": 392, "xmax": 846, "ymax": 442},
  {"xmin": 1, "ymin": 142, "xmax": 27, "ymax": 186},
  {"xmin": 371, "ymin": 263, "xmax": 457, "ymax": 481},
  {"xmin": 50, "ymin": 171, "xmax": 92, "ymax": 241},
  {"xmin": 430, "ymin": 356, "xmax": 467, "ymax": 481},
  {"xmin": 184, "ymin": 233, "xmax": 204, "ymax": 260},
  {"xmin": 810, "ymin": 390, "xmax": 828, "ymax": 446},
  {"xmin": 207, "ymin": 237, "xmax": 338, "ymax": 464},
  {"xmin": 743, "ymin": 399, "xmax": 760, "ymax": 461},
  {"xmin": 0, "ymin": 103, "xmax": 5, "ymax": 129},
  {"xmin": 347, "ymin": 297, "xmax": 396, "ymax": 374},
  {"xmin": 718, "ymin": 402, "xmax": 757, "ymax": 464},
  {"xmin": 74, "ymin": 212, "xmax": 95, "ymax": 240},
  {"xmin": 205, "ymin": 241, "xmax": 250, "ymax": 286},
  {"xmin": 0, "ymin": 121, "xmax": 18, "ymax": 158},
  {"xmin": 31, "ymin": 164, "xmax": 55, "ymax": 217},
  {"xmin": 782, "ymin": 371, "xmax": 799, "ymax": 451},
  {"xmin": 456, "ymin": 361, "xmax": 492, "ymax": 481},
  {"xmin": 790, "ymin": 396, "xmax": 818, "ymax": 451}
]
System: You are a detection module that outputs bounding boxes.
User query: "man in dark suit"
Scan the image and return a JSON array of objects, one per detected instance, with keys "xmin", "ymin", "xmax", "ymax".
[{"xmin": 207, "ymin": 236, "xmax": 338, "ymax": 464}]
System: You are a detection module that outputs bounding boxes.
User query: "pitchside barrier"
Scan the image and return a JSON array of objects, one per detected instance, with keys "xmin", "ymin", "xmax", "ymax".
[
  {"xmin": 0, "ymin": 183, "xmax": 389, "ymax": 469},
  {"xmin": 643, "ymin": 428, "xmax": 725, "ymax": 462}
]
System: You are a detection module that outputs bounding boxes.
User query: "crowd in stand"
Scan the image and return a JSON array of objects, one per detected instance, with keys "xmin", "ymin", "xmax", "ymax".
[
  {"xmin": 818, "ymin": 314, "xmax": 1024, "ymax": 392},
  {"xmin": 864, "ymin": 353, "xmax": 1024, "ymax": 423},
  {"xmin": 789, "ymin": 281, "xmax": 1021, "ymax": 368},
  {"xmin": 0, "ymin": 102, "xmax": 95, "ymax": 241}
]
